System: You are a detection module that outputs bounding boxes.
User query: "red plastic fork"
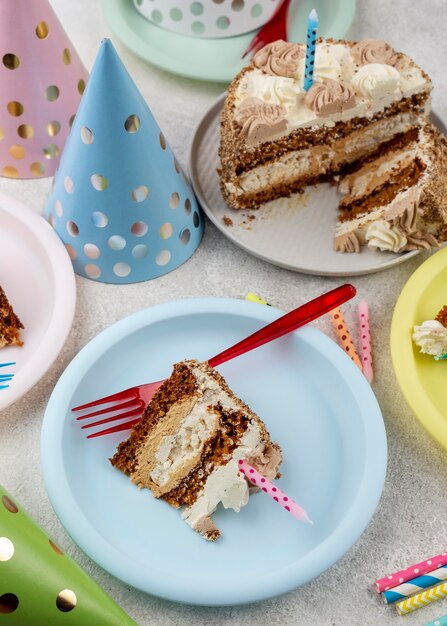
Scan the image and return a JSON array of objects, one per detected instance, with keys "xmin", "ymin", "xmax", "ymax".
[
  {"xmin": 73, "ymin": 283, "xmax": 356, "ymax": 438},
  {"xmin": 242, "ymin": 0, "xmax": 293, "ymax": 59}
]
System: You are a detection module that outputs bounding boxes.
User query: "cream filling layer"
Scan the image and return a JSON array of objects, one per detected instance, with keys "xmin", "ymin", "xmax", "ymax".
[
  {"xmin": 338, "ymin": 145, "xmax": 418, "ymax": 198},
  {"xmin": 131, "ymin": 364, "xmax": 240, "ymax": 496},
  {"xmin": 225, "ymin": 113, "xmax": 420, "ymax": 198},
  {"xmin": 181, "ymin": 423, "xmax": 263, "ymax": 531}
]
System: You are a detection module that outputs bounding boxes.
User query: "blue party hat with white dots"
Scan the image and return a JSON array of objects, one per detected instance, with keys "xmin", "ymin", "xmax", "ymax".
[{"xmin": 44, "ymin": 39, "xmax": 203, "ymax": 283}]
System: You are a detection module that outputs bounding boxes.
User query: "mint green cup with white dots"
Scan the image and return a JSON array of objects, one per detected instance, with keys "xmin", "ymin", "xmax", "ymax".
[{"xmin": 132, "ymin": 0, "xmax": 280, "ymax": 38}]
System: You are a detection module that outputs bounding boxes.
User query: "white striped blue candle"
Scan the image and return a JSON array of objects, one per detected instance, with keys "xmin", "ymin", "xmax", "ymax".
[
  {"xmin": 383, "ymin": 567, "xmax": 447, "ymax": 604},
  {"xmin": 303, "ymin": 9, "xmax": 318, "ymax": 91}
]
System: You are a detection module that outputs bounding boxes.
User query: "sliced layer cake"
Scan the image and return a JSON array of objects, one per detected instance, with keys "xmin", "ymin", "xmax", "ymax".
[
  {"xmin": 0, "ymin": 286, "xmax": 24, "ymax": 348},
  {"xmin": 220, "ymin": 38, "xmax": 432, "ymax": 210},
  {"xmin": 219, "ymin": 38, "xmax": 447, "ymax": 253},
  {"xmin": 111, "ymin": 360, "xmax": 282, "ymax": 541}
]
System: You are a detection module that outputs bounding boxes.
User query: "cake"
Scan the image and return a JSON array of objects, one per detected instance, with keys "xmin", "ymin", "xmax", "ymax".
[
  {"xmin": 219, "ymin": 38, "xmax": 447, "ymax": 253},
  {"xmin": 413, "ymin": 306, "xmax": 447, "ymax": 359},
  {"xmin": 0, "ymin": 287, "xmax": 24, "ymax": 348},
  {"xmin": 111, "ymin": 359, "xmax": 282, "ymax": 541}
]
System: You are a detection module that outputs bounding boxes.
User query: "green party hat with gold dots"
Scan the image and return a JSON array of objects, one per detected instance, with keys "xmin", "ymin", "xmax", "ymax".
[{"xmin": 0, "ymin": 485, "xmax": 137, "ymax": 625}]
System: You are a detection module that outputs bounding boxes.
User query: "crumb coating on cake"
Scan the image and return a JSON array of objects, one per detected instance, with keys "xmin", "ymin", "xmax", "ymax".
[
  {"xmin": 436, "ymin": 306, "xmax": 447, "ymax": 328},
  {"xmin": 0, "ymin": 287, "xmax": 24, "ymax": 348}
]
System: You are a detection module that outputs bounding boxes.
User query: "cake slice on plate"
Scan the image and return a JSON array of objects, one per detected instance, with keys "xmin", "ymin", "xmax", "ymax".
[
  {"xmin": 413, "ymin": 305, "xmax": 447, "ymax": 359},
  {"xmin": 111, "ymin": 359, "xmax": 282, "ymax": 541},
  {"xmin": 335, "ymin": 122, "xmax": 447, "ymax": 252},
  {"xmin": 219, "ymin": 38, "xmax": 447, "ymax": 253},
  {"xmin": 0, "ymin": 286, "xmax": 24, "ymax": 348}
]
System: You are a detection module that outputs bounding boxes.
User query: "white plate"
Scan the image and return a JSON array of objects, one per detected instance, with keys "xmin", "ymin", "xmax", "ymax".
[
  {"xmin": 189, "ymin": 96, "xmax": 446, "ymax": 276},
  {"xmin": 0, "ymin": 193, "xmax": 76, "ymax": 410}
]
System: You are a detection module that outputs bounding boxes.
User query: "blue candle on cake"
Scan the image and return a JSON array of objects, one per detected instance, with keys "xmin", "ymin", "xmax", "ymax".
[{"xmin": 304, "ymin": 9, "xmax": 319, "ymax": 91}]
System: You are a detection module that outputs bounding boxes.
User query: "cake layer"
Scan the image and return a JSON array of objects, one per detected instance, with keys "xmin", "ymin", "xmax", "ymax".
[
  {"xmin": 111, "ymin": 360, "xmax": 282, "ymax": 540},
  {"xmin": 223, "ymin": 114, "xmax": 421, "ymax": 209},
  {"xmin": 334, "ymin": 123, "xmax": 447, "ymax": 253},
  {"xmin": 0, "ymin": 287, "xmax": 23, "ymax": 348}
]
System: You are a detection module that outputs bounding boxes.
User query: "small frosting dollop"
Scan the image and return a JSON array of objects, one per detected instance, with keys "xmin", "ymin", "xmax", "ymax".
[
  {"xmin": 298, "ymin": 46, "xmax": 342, "ymax": 82},
  {"xmin": 238, "ymin": 71, "xmax": 301, "ymax": 109},
  {"xmin": 413, "ymin": 320, "xmax": 447, "ymax": 357},
  {"xmin": 391, "ymin": 204, "xmax": 439, "ymax": 251},
  {"xmin": 402, "ymin": 232, "xmax": 439, "ymax": 251},
  {"xmin": 351, "ymin": 39, "xmax": 399, "ymax": 67},
  {"xmin": 234, "ymin": 97, "xmax": 287, "ymax": 145},
  {"xmin": 304, "ymin": 79, "xmax": 356, "ymax": 116},
  {"xmin": 334, "ymin": 231, "xmax": 360, "ymax": 253},
  {"xmin": 365, "ymin": 220, "xmax": 407, "ymax": 252},
  {"xmin": 253, "ymin": 40, "xmax": 302, "ymax": 78},
  {"xmin": 352, "ymin": 63, "xmax": 401, "ymax": 102}
]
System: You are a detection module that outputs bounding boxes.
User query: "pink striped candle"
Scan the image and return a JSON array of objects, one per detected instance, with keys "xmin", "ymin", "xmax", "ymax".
[
  {"xmin": 358, "ymin": 301, "xmax": 373, "ymax": 383},
  {"xmin": 238, "ymin": 459, "xmax": 313, "ymax": 524},
  {"xmin": 375, "ymin": 552, "xmax": 447, "ymax": 593}
]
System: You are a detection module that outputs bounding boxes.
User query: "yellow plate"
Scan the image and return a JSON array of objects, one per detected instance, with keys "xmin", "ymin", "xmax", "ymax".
[{"xmin": 391, "ymin": 247, "xmax": 447, "ymax": 448}]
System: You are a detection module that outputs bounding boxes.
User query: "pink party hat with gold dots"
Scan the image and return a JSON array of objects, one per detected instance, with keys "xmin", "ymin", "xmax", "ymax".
[{"xmin": 0, "ymin": 0, "xmax": 88, "ymax": 179}]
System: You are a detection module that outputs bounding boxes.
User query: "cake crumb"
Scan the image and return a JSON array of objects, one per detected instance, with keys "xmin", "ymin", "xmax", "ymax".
[{"xmin": 223, "ymin": 215, "xmax": 233, "ymax": 227}]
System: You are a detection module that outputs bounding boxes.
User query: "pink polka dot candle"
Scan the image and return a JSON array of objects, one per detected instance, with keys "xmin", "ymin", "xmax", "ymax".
[
  {"xmin": 358, "ymin": 301, "xmax": 373, "ymax": 384},
  {"xmin": 238, "ymin": 459, "xmax": 313, "ymax": 525}
]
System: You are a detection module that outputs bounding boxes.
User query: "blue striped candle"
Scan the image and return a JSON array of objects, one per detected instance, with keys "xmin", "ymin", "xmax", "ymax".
[
  {"xmin": 383, "ymin": 566, "xmax": 447, "ymax": 604},
  {"xmin": 303, "ymin": 9, "xmax": 318, "ymax": 91},
  {"xmin": 425, "ymin": 614, "xmax": 447, "ymax": 626}
]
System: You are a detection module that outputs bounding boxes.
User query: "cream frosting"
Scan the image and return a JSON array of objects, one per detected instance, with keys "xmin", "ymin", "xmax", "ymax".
[
  {"xmin": 234, "ymin": 40, "xmax": 430, "ymax": 145},
  {"xmin": 333, "ymin": 231, "xmax": 360, "ymax": 253},
  {"xmin": 181, "ymin": 422, "xmax": 264, "ymax": 534},
  {"xmin": 253, "ymin": 40, "xmax": 302, "ymax": 78},
  {"xmin": 297, "ymin": 45, "xmax": 342, "ymax": 82},
  {"xmin": 365, "ymin": 220, "xmax": 407, "ymax": 252},
  {"xmin": 351, "ymin": 39, "xmax": 399, "ymax": 67},
  {"xmin": 351, "ymin": 63, "xmax": 401, "ymax": 104},
  {"xmin": 412, "ymin": 320, "xmax": 447, "ymax": 356},
  {"xmin": 234, "ymin": 97, "xmax": 287, "ymax": 146},
  {"xmin": 304, "ymin": 79, "xmax": 356, "ymax": 116},
  {"xmin": 237, "ymin": 72, "xmax": 300, "ymax": 108}
]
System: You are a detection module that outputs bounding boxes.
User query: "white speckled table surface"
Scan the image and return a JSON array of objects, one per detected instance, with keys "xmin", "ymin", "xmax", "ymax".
[{"xmin": 1, "ymin": 1, "xmax": 447, "ymax": 624}]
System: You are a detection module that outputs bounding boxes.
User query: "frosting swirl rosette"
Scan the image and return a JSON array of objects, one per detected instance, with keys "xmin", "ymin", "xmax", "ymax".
[
  {"xmin": 351, "ymin": 39, "xmax": 399, "ymax": 67},
  {"xmin": 234, "ymin": 97, "xmax": 287, "ymax": 145},
  {"xmin": 304, "ymin": 79, "xmax": 356, "ymax": 116},
  {"xmin": 365, "ymin": 220, "xmax": 407, "ymax": 252},
  {"xmin": 254, "ymin": 40, "xmax": 302, "ymax": 78},
  {"xmin": 352, "ymin": 63, "xmax": 400, "ymax": 102},
  {"xmin": 334, "ymin": 232, "xmax": 360, "ymax": 253}
]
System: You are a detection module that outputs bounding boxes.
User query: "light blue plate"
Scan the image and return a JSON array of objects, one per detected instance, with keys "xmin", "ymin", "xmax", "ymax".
[
  {"xmin": 41, "ymin": 297, "xmax": 386, "ymax": 606},
  {"xmin": 102, "ymin": 0, "xmax": 357, "ymax": 83}
]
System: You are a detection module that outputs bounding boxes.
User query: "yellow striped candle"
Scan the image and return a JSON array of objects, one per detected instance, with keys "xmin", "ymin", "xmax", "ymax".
[
  {"xmin": 330, "ymin": 307, "xmax": 362, "ymax": 370},
  {"xmin": 396, "ymin": 582, "xmax": 447, "ymax": 615}
]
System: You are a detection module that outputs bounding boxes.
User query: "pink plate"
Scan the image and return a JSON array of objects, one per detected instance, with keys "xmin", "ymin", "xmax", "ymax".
[{"xmin": 0, "ymin": 192, "xmax": 76, "ymax": 410}]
